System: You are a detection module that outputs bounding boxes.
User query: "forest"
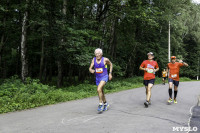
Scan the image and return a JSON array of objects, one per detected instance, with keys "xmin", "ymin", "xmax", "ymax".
[{"xmin": 0, "ymin": 0, "xmax": 200, "ymax": 87}]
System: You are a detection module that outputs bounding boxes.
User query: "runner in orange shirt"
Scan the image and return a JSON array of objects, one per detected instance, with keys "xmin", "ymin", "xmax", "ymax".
[
  {"xmin": 140, "ymin": 52, "xmax": 159, "ymax": 108},
  {"xmin": 162, "ymin": 69, "xmax": 167, "ymax": 85},
  {"xmin": 167, "ymin": 56, "xmax": 188, "ymax": 104}
]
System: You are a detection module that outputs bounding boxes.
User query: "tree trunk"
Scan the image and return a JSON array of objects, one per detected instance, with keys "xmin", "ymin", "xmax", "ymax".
[
  {"xmin": 109, "ymin": 18, "xmax": 116, "ymax": 59},
  {"xmin": 0, "ymin": 29, "xmax": 5, "ymax": 56},
  {"xmin": 57, "ymin": 0, "xmax": 67, "ymax": 87},
  {"xmin": 48, "ymin": 62, "xmax": 52, "ymax": 82},
  {"xmin": 63, "ymin": 0, "xmax": 67, "ymax": 14},
  {"xmin": 0, "ymin": 0, "xmax": 8, "ymax": 78},
  {"xmin": 57, "ymin": 60, "xmax": 63, "ymax": 87},
  {"xmin": 0, "ymin": 33, "xmax": 5, "ymax": 78},
  {"xmin": 125, "ymin": 43, "xmax": 138, "ymax": 77},
  {"xmin": 39, "ymin": 37, "xmax": 44, "ymax": 81},
  {"xmin": 3, "ymin": 61, "xmax": 6, "ymax": 78},
  {"xmin": 21, "ymin": 3, "xmax": 29, "ymax": 82},
  {"xmin": 43, "ymin": 60, "xmax": 47, "ymax": 83},
  {"xmin": 68, "ymin": 63, "xmax": 73, "ymax": 82},
  {"xmin": 16, "ymin": 47, "xmax": 21, "ymax": 76}
]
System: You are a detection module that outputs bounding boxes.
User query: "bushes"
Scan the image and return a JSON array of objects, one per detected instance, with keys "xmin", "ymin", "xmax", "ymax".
[
  {"xmin": 0, "ymin": 76, "xmax": 192, "ymax": 113},
  {"xmin": 0, "ymin": 76, "xmax": 98, "ymax": 113},
  {"xmin": 180, "ymin": 77, "xmax": 192, "ymax": 81},
  {"xmin": 0, "ymin": 77, "xmax": 58, "ymax": 113}
]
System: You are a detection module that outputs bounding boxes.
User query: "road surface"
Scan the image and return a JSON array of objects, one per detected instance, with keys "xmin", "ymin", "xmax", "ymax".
[{"xmin": 0, "ymin": 81, "xmax": 200, "ymax": 133}]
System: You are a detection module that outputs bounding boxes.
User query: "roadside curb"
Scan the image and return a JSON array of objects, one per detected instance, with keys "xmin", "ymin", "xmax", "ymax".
[
  {"xmin": 189, "ymin": 106, "xmax": 200, "ymax": 132},
  {"xmin": 198, "ymin": 95, "xmax": 200, "ymax": 106}
]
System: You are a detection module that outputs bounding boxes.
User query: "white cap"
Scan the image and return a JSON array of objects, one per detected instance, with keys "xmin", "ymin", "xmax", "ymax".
[{"xmin": 147, "ymin": 52, "xmax": 154, "ymax": 56}]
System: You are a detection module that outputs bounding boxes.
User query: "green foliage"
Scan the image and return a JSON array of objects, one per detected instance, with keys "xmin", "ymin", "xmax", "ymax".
[
  {"xmin": 0, "ymin": 76, "xmax": 78, "ymax": 113},
  {"xmin": 179, "ymin": 77, "xmax": 193, "ymax": 82},
  {"xmin": 0, "ymin": 76, "xmax": 193, "ymax": 114},
  {"xmin": 0, "ymin": 0, "xmax": 199, "ymax": 85}
]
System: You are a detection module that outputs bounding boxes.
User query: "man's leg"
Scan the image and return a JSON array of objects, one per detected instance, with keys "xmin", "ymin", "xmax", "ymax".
[
  {"xmin": 144, "ymin": 80, "xmax": 148, "ymax": 95},
  {"xmin": 102, "ymin": 88, "xmax": 110, "ymax": 111},
  {"xmin": 168, "ymin": 78, "xmax": 173, "ymax": 100},
  {"xmin": 96, "ymin": 81, "xmax": 106, "ymax": 111},
  {"xmin": 168, "ymin": 82, "xmax": 173, "ymax": 99},
  {"xmin": 97, "ymin": 81, "xmax": 106, "ymax": 103},
  {"xmin": 145, "ymin": 86, "xmax": 148, "ymax": 95},
  {"xmin": 174, "ymin": 86, "xmax": 178, "ymax": 98},
  {"xmin": 174, "ymin": 85, "xmax": 178, "ymax": 103},
  {"xmin": 144, "ymin": 83, "xmax": 153, "ymax": 107},
  {"xmin": 146, "ymin": 83, "xmax": 153, "ymax": 102},
  {"xmin": 102, "ymin": 89, "xmax": 106, "ymax": 103}
]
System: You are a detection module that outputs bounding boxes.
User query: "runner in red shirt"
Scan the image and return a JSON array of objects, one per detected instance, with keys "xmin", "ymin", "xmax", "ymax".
[
  {"xmin": 167, "ymin": 56, "xmax": 188, "ymax": 104},
  {"xmin": 139, "ymin": 52, "xmax": 159, "ymax": 107}
]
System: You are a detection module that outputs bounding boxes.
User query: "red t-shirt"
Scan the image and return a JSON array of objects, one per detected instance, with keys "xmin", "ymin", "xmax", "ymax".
[
  {"xmin": 140, "ymin": 60, "xmax": 159, "ymax": 80},
  {"xmin": 167, "ymin": 62, "xmax": 184, "ymax": 81}
]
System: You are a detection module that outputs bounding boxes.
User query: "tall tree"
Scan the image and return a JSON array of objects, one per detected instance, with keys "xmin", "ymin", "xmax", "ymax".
[
  {"xmin": 57, "ymin": 0, "xmax": 67, "ymax": 87},
  {"xmin": 21, "ymin": 0, "xmax": 29, "ymax": 82}
]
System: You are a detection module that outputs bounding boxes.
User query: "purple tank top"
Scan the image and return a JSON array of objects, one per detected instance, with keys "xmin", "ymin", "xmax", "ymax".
[{"xmin": 94, "ymin": 57, "xmax": 108, "ymax": 77}]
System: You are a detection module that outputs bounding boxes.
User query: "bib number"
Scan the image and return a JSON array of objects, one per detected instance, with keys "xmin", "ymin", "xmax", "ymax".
[
  {"xmin": 96, "ymin": 68, "xmax": 103, "ymax": 73},
  {"xmin": 171, "ymin": 74, "xmax": 177, "ymax": 78},
  {"xmin": 147, "ymin": 68, "xmax": 154, "ymax": 73}
]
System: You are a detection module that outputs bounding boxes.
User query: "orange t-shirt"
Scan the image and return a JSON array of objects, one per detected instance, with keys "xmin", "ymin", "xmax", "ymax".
[
  {"xmin": 162, "ymin": 71, "xmax": 167, "ymax": 77},
  {"xmin": 140, "ymin": 60, "xmax": 159, "ymax": 80},
  {"xmin": 167, "ymin": 62, "xmax": 184, "ymax": 81}
]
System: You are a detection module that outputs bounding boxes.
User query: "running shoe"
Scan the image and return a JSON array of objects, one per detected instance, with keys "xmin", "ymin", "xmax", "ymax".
[
  {"xmin": 174, "ymin": 99, "xmax": 177, "ymax": 104},
  {"xmin": 167, "ymin": 98, "xmax": 173, "ymax": 103},
  {"xmin": 144, "ymin": 101, "xmax": 149, "ymax": 108},
  {"xmin": 98, "ymin": 104, "xmax": 104, "ymax": 111},
  {"xmin": 148, "ymin": 100, "xmax": 151, "ymax": 105},
  {"xmin": 103, "ymin": 103, "xmax": 109, "ymax": 111}
]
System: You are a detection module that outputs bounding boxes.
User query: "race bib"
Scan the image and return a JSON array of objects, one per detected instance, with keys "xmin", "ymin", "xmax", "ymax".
[
  {"xmin": 96, "ymin": 68, "xmax": 103, "ymax": 73},
  {"xmin": 171, "ymin": 74, "xmax": 177, "ymax": 78},
  {"xmin": 147, "ymin": 68, "xmax": 154, "ymax": 73}
]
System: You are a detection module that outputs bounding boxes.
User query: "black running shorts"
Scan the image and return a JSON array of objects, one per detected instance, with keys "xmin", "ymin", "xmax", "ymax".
[
  {"xmin": 143, "ymin": 79, "xmax": 155, "ymax": 86},
  {"xmin": 168, "ymin": 78, "xmax": 179, "ymax": 87}
]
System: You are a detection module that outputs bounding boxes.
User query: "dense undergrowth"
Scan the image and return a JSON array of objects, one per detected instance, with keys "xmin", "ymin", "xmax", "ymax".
[{"xmin": 0, "ymin": 76, "xmax": 192, "ymax": 114}]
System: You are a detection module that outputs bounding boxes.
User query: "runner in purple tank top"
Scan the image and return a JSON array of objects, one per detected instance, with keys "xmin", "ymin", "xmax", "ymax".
[{"xmin": 89, "ymin": 48, "xmax": 113, "ymax": 112}]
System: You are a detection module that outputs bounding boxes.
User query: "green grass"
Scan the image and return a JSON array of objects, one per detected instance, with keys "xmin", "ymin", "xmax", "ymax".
[
  {"xmin": 179, "ymin": 77, "xmax": 194, "ymax": 82},
  {"xmin": 0, "ymin": 76, "xmax": 194, "ymax": 114}
]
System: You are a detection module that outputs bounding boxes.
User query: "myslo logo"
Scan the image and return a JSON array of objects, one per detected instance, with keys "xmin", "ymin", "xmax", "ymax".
[{"xmin": 172, "ymin": 127, "xmax": 198, "ymax": 132}]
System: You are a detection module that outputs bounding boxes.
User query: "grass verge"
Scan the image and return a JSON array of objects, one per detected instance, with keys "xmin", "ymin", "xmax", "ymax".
[{"xmin": 0, "ymin": 76, "xmax": 193, "ymax": 113}]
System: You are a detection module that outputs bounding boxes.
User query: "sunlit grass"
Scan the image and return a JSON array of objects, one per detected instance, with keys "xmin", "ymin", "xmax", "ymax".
[{"xmin": 0, "ymin": 76, "xmax": 193, "ymax": 113}]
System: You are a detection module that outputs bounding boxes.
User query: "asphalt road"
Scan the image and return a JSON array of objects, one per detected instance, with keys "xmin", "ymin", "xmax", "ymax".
[
  {"xmin": 190, "ymin": 106, "xmax": 200, "ymax": 133},
  {"xmin": 0, "ymin": 81, "xmax": 200, "ymax": 133}
]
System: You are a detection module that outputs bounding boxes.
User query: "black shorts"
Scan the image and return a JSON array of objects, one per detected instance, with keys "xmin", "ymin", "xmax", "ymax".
[
  {"xmin": 168, "ymin": 78, "xmax": 179, "ymax": 87},
  {"xmin": 143, "ymin": 79, "xmax": 155, "ymax": 86},
  {"xmin": 162, "ymin": 77, "xmax": 167, "ymax": 80}
]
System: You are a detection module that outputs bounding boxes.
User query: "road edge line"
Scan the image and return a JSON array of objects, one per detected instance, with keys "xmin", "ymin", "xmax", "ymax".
[{"xmin": 187, "ymin": 105, "xmax": 194, "ymax": 133}]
